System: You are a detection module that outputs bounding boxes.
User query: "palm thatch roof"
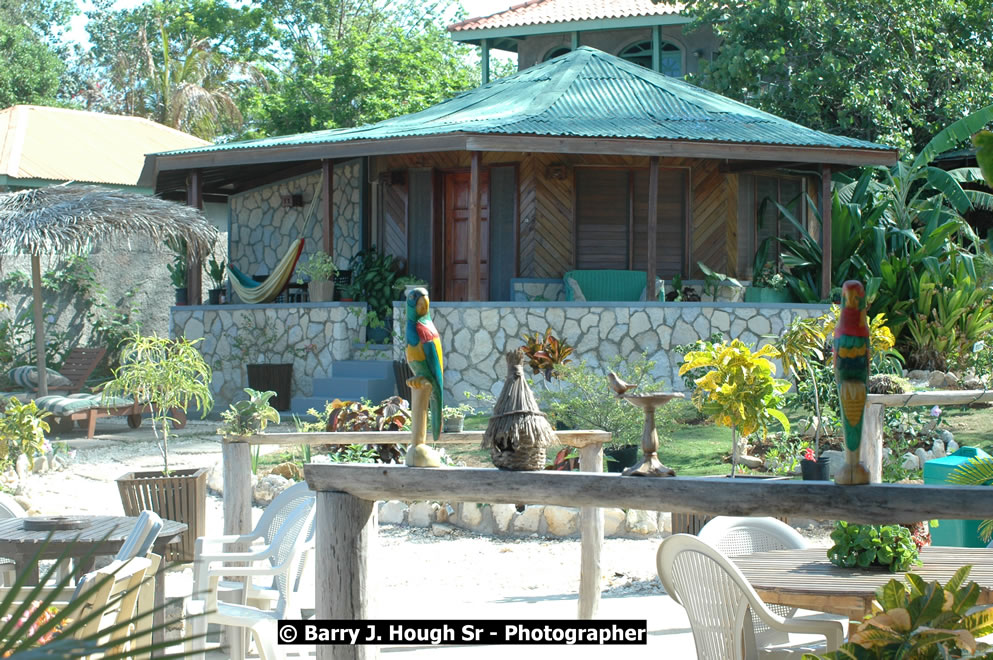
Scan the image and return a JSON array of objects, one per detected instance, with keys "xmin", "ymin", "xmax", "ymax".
[{"xmin": 0, "ymin": 185, "xmax": 217, "ymax": 257}]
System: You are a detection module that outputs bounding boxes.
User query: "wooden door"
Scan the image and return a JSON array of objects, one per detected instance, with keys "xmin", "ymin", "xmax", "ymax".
[{"xmin": 444, "ymin": 171, "xmax": 489, "ymax": 301}]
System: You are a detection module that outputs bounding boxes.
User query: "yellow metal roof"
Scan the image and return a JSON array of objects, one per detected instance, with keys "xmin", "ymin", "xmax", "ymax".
[{"xmin": 0, "ymin": 105, "xmax": 208, "ymax": 187}]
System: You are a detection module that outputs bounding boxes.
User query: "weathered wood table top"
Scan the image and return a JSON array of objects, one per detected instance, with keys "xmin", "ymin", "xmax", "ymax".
[{"xmin": 733, "ymin": 547, "xmax": 993, "ymax": 621}]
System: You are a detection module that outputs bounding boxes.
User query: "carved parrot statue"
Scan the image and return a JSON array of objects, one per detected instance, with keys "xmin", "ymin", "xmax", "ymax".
[
  {"xmin": 405, "ymin": 289, "xmax": 443, "ymax": 466},
  {"xmin": 974, "ymin": 130, "xmax": 993, "ymax": 190},
  {"xmin": 834, "ymin": 280, "xmax": 871, "ymax": 485}
]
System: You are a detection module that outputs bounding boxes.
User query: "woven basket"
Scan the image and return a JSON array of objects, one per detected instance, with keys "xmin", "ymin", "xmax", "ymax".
[{"xmin": 482, "ymin": 350, "xmax": 555, "ymax": 471}]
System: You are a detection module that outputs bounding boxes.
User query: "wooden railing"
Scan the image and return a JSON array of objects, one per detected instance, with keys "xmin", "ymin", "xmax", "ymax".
[
  {"xmin": 303, "ymin": 465, "xmax": 993, "ymax": 660},
  {"xmin": 861, "ymin": 390, "xmax": 993, "ymax": 482}
]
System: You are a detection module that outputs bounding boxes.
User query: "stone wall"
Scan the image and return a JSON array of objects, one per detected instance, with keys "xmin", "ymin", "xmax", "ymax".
[
  {"xmin": 228, "ymin": 160, "xmax": 362, "ymax": 285},
  {"xmin": 393, "ymin": 301, "xmax": 829, "ymax": 404},
  {"xmin": 172, "ymin": 303, "xmax": 365, "ymax": 410}
]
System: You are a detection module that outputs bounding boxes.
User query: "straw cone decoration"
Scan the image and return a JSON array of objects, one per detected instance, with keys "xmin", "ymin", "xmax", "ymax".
[{"xmin": 482, "ymin": 349, "xmax": 555, "ymax": 470}]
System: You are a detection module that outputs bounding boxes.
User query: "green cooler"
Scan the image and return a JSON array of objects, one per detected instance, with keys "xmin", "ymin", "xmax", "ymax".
[{"xmin": 922, "ymin": 446, "xmax": 991, "ymax": 547}]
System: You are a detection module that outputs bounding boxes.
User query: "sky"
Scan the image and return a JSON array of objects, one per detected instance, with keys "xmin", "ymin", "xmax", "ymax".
[{"xmin": 68, "ymin": 0, "xmax": 515, "ymax": 48}]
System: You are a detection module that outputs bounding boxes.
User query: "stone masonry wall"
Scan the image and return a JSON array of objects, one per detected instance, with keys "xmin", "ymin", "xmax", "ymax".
[
  {"xmin": 228, "ymin": 161, "xmax": 362, "ymax": 284},
  {"xmin": 172, "ymin": 303, "xmax": 364, "ymax": 411},
  {"xmin": 393, "ymin": 302, "xmax": 829, "ymax": 404}
]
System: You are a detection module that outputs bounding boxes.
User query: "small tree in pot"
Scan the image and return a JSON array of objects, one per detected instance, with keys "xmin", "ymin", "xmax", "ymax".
[
  {"xmin": 104, "ymin": 332, "xmax": 213, "ymax": 561},
  {"xmin": 296, "ymin": 251, "xmax": 338, "ymax": 302}
]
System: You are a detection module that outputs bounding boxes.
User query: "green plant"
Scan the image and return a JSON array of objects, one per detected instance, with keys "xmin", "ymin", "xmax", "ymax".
[
  {"xmin": 392, "ymin": 275, "xmax": 427, "ymax": 300},
  {"xmin": 776, "ymin": 315, "xmax": 829, "ymax": 456},
  {"xmin": 327, "ymin": 444, "xmax": 380, "ymax": 463},
  {"xmin": 295, "ymin": 250, "xmax": 338, "ymax": 283},
  {"xmin": 697, "ymin": 262, "xmax": 742, "ymax": 300},
  {"xmin": 226, "ymin": 314, "xmax": 316, "ymax": 366},
  {"xmin": 673, "ymin": 332, "xmax": 725, "ymax": 391},
  {"xmin": 538, "ymin": 353, "xmax": 674, "ymax": 449},
  {"xmin": 827, "ymin": 521, "xmax": 921, "ymax": 572},
  {"xmin": 349, "ymin": 247, "xmax": 400, "ymax": 325},
  {"xmin": 0, "ymin": 398, "xmax": 50, "ymax": 469},
  {"xmin": 816, "ymin": 566, "xmax": 993, "ymax": 659},
  {"xmin": 207, "ymin": 255, "xmax": 226, "ymax": 289},
  {"xmin": 339, "ymin": 282, "xmax": 362, "ymax": 300},
  {"xmin": 679, "ymin": 338, "xmax": 791, "ymax": 475},
  {"xmin": 442, "ymin": 403, "xmax": 474, "ymax": 420},
  {"xmin": 166, "ymin": 238, "xmax": 188, "ymax": 289},
  {"xmin": 250, "ymin": 444, "xmax": 261, "ymax": 475},
  {"xmin": 218, "ymin": 388, "xmax": 281, "ymax": 437},
  {"xmin": 520, "ymin": 329, "xmax": 574, "ymax": 381},
  {"xmin": 102, "ymin": 333, "xmax": 213, "ymax": 473},
  {"xmin": 762, "ymin": 433, "xmax": 805, "ymax": 476},
  {"xmin": 301, "ymin": 396, "xmax": 410, "ymax": 464}
]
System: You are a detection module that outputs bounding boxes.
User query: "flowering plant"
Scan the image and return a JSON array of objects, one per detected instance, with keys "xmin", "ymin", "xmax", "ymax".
[
  {"xmin": 802, "ymin": 447, "xmax": 815, "ymax": 462},
  {"xmin": 1, "ymin": 601, "xmax": 66, "ymax": 656}
]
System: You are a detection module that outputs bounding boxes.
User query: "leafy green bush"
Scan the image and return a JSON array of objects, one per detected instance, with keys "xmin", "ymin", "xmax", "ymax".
[
  {"xmin": 827, "ymin": 521, "xmax": 920, "ymax": 572},
  {"xmin": 0, "ymin": 397, "xmax": 50, "ymax": 470},
  {"xmin": 538, "ymin": 353, "xmax": 674, "ymax": 448},
  {"xmin": 218, "ymin": 388, "xmax": 281, "ymax": 437},
  {"xmin": 815, "ymin": 566, "xmax": 993, "ymax": 659}
]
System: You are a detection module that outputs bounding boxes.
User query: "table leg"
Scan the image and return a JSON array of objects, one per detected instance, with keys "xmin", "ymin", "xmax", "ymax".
[
  {"xmin": 578, "ymin": 443, "xmax": 604, "ymax": 619},
  {"xmin": 316, "ymin": 491, "xmax": 376, "ymax": 660}
]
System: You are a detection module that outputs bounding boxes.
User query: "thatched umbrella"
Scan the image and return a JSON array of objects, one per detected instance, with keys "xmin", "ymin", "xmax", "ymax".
[{"xmin": 0, "ymin": 184, "xmax": 218, "ymax": 395}]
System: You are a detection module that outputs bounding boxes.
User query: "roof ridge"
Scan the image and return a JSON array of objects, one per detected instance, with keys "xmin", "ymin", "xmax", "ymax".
[{"xmin": 448, "ymin": 0, "xmax": 547, "ymax": 31}]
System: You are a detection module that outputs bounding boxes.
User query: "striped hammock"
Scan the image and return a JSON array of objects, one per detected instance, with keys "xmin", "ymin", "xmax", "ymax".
[{"xmin": 228, "ymin": 238, "xmax": 305, "ymax": 304}]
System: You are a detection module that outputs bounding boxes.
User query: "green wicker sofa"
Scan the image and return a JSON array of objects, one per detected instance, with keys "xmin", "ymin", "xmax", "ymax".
[{"xmin": 563, "ymin": 270, "xmax": 662, "ymax": 302}]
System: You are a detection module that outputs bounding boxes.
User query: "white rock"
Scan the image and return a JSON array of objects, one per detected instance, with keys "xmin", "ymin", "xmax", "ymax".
[
  {"xmin": 625, "ymin": 509, "xmax": 659, "ymax": 536},
  {"xmin": 945, "ymin": 372, "xmax": 959, "ymax": 389},
  {"xmin": 31, "ymin": 456, "xmax": 47, "ymax": 474},
  {"xmin": 603, "ymin": 508, "xmax": 626, "ymax": 537},
  {"xmin": 932, "ymin": 439, "xmax": 946, "ymax": 458},
  {"xmin": 458, "ymin": 502, "xmax": 484, "ymax": 528},
  {"xmin": 544, "ymin": 506, "xmax": 579, "ymax": 536},
  {"xmin": 948, "ymin": 439, "xmax": 960, "ymax": 454},
  {"xmin": 915, "ymin": 447, "xmax": 928, "ymax": 468},
  {"xmin": 939, "ymin": 429, "xmax": 954, "ymax": 445},
  {"xmin": 928, "ymin": 371, "xmax": 946, "ymax": 388},
  {"xmin": 379, "ymin": 500, "xmax": 407, "ymax": 525},
  {"xmin": 963, "ymin": 376, "xmax": 983, "ymax": 390},
  {"xmin": 431, "ymin": 523, "xmax": 455, "ymax": 537},
  {"xmin": 737, "ymin": 454, "xmax": 763, "ymax": 469},
  {"xmin": 408, "ymin": 502, "xmax": 439, "ymax": 527},
  {"xmin": 252, "ymin": 474, "xmax": 290, "ymax": 507},
  {"xmin": 901, "ymin": 453, "xmax": 920, "ymax": 471},
  {"xmin": 906, "ymin": 369, "xmax": 929, "ymax": 381},
  {"xmin": 14, "ymin": 455, "xmax": 29, "ymax": 482},
  {"xmin": 512, "ymin": 506, "xmax": 542, "ymax": 533},
  {"xmin": 206, "ymin": 461, "xmax": 223, "ymax": 496},
  {"xmin": 659, "ymin": 511, "xmax": 672, "ymax": 534},
  {"xmin": 490, "ymin": 503, "xmax": 517, "ymax": 533}
]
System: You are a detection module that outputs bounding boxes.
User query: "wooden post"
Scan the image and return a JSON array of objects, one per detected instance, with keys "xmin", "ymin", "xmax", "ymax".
[
  {"xmin": 317, "ymin": 491, "xmax": 376, "ymax": 660},
  {"xmin": 821, "ymin": 165, "xmax": 832, "ymax": 299},
  {"xmin": 861, "ymin": 403, "xmax": 885, "ymax": 484},
  {"xmin": 468, "ymin": 151, "xmax": 482, "ymax": 301},
  {"xmin": 578, "ymin": 443, "xmax": 603, "ymax": 619},
  {"xmin": 221, "ymin": 439, "xmax": 252, "ymax": 660},
  {"xmin": 322, "ymin": 159, "xmax": 334, "ymax": 256},
  {"xmin": 30, "ymin": 254, "xmax": 48, "ymax": 397},
  {"xmin": 481, "ymin": 39, "xmax": 490, "ymax": 85},
  {"xmin": 646, "ymin": 156, "xmax": 659, "ymax": 301},
  {"xmin": 186, "ymin": 169, "xmax": 204, "ymax": 306}
]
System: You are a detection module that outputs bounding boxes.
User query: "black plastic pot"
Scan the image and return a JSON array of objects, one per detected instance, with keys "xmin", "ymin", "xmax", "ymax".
[
  {"xmin": 246, "ymin": 363, "xmax": 293, "ymax": 411},
  {"xmin": 207, "ymin": 288, "xmax": 225, "ymax": 305},
  {"xmin": 605, "ymin": 444, "xmax": 640, "ymax": 473},
  {"xmin": 801, "ymin": 456, "xmax": 832, "ymax": 481},
  {"xmin": 174, "ymin": 288, "xmax": 188, "ymax": 305}
]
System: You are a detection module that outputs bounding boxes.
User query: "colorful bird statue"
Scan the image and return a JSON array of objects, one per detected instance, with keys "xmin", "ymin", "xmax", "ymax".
[
  {"xmin": 833, "ymin": 280, "xmax": 871, "ymax": 485},
  {"xmin": 404, "ymin": 287, "xmax": 443, "ymax": 467}
]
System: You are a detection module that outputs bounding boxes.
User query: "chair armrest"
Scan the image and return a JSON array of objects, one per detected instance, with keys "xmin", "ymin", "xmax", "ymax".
[
  {"xmin": 196, "ymin": 533, "xmax": 262, "ymax": 549},
  {"xmin": 195, "ymin": 548, "xmax": 275, "ymax": 563},
  {"xmin": 767, "ymin": 615, "xmax": 845, "ymax": 651}
]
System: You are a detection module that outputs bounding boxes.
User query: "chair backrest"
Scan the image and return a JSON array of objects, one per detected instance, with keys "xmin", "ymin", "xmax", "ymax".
[
  {"xmin": 115, "ymin": 511, "xmax": 164, "ymax": 561},
  {"xmin": 268, "ymin": 501, "xmax": 317, "ymax": 620},
  {"xmin": 255, "ymin": 481, "xmax": 315, "ymax": 546},
  {"xmin": 699, "ymin": 516, "xmax": 808, "ymax": 557},
  {"xmin": 70, "ymin": 556, "xmax": 151, "ymax": 643},
  {"xmin": 658, "ymin": 534, "xmax": 769, "ymax": 660},
  {"xmin": 57, "ymin": 346, "xmax": 107, "ymax": 393},
  {"xmin": 0, "ymin": 493, "xmax": 26, "ymax": 520}
]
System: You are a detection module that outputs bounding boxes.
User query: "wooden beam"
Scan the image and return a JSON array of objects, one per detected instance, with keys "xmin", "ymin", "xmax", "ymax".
[
  {"xmin": 468, "ymin": 151, "xmax": 482, "ymax": 300},
  {"xmin": 30, "ymin": 255, "xmax": 47, "ymax": 397},
  {"xmin": 481, "ymin": 38, "xmax": 490, "ymax": 85},
  {"xmin": 578, "ymin": 443, "xmax": 603, "ymax": 619},
  {"xmin": 233, "ymin": 429, "xmax": 610, "ymax": 448},
  {"xmin": 185, "ymin": 169, "xmax": 204, "ymax": 306},
  {"xmin": 821, "ymin": 164, "xmax": 832, "ymax": 299},
  {"xmin": 646, "ymin": 156, "xmax": 659, "ymax": 300},
  {"xmin": 867, "ymin": 390, "xmax": 993, "ymax": 407},
  {"xmin": 322, "ymin": 159, "xmax": 334, "ymax": 255},
  {"xmin": 230, "ymin": 161, "xmax": 322, "ymax": 193},
  {"xmin": 302, "ymin": 464, "xmax": 993, "ymax": 524},
  {"xmin": 719, "ymin": 160, "xmax": 817, "ymax": 174}
]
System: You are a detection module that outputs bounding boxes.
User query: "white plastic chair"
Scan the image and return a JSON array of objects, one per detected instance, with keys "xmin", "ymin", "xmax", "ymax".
[
  {"xmin": 193, "ymin": 481, "xmax": 315, "ymax": 608},
  {"xmin": 658, "ymin": 534, "xmax": 844, "ymax": 659},
  {"xmin": 116, "ymin": 510, "xmax": 164, "ymax": 561},
  {"xmin": 0, "ymin": 493, "xmax": 25, "ymax": 586},
  {"xmin": 185, "ymin": 500, "xmax": 316, "ymax": 660}
]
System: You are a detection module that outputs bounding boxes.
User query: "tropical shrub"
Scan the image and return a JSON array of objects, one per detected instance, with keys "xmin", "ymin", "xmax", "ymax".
[
  {"xmin": 302, "ymin": 396, "xmax": 411, "ymax": 464},
  {"xmin": 520, "ymin": 329, "xmax": 574, "ymax": 381},
  {"xmin": 538, "ymin": 353, "xmax": 674, "ymax": 449},
  {"xmin": 218, "ymin": 388, "xmax": 281, "ymax": 437},
  {"xmin": 814, "ymin": 566, "xmax": 993, "ymax": 659},
  {"xmin": 948, "ymin": 455, "xmax": 993, "ymax": 543},
  {"xmin": 827, "ymin": 521, "xmax": 920, "ymax": 572},
  {"xmin": 0, "ymin": 397, "xmax": 50, "ymax": 470}
]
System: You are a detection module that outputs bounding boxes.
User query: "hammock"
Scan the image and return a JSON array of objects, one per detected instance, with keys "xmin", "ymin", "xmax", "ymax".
[{"xmin": 228, "ymin": 238, "xmax": 305, "ymax": 304}]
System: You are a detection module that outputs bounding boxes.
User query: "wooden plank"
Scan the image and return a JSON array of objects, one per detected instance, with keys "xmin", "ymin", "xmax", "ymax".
[
  {"xmin": 821, "ymin": 164, "xmax": 832, "ymax": 297},
  {"xmin": 237, "ymin": 430, "xmax": 610, "ymax": 448},
  {"xmin": 316, "ymin": 491, "xmax": 375, "ymax": 660},
  {"xmin": 578, "ymin": 443, "xmax": 604, "ymax": 620},
  {"xmin": 30, "ymin": 255, "xmax": 47, "ymax": 397},
  {"xmin": 867, "ymin": 390, "xmax": 993, "ymax": 406},
  {"xmin": 646, "ymin": 156, "xmax": 658, "ymax": 299},
  {"xmin": 468, "ymin": 152, "xmax": 482, "ymax": 301},
  {"xmin": 321, "ymin": 160, "xmax": 333, "ymax": 255},
  {"xmin": 303, "ymin": 465, "xmax": 993, "ymax": 524},
  {"xmin": 185, "ymin": 169, "xmax": 203, "ymax": 305},
  {"xmin": 862, "ymin": 403, "xmax": 884, "ymax": 484}
]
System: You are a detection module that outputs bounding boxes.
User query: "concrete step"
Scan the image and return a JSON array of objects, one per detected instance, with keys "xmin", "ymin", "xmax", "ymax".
[
  {"xmin": 312, "ymin": 376, "xmax": 396, "ymax": 403},
  {"xmin": 330, "ymin": 359, "xmax": 395, "ymax": 379},
  {"xmin": 288, "ymin": 396, "xmax": 336, "ymax": 418}
]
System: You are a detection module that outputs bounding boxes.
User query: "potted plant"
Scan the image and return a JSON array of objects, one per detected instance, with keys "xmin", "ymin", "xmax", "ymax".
[
  {"xmin": 441, "ymin": 403, "xmax": 474, "ymax": 433},
  {"xmin": 392, "ymin": 275, "xmax": 427, "ymax": 301},
  {"xmin": 103, "ymin": 332, "xmax": 213, "ymax": 562},
  {"xmin": 218, "ymin": 388, "xmax": 281, "ymax": 438},
  {"xmin": 206, "ymin": 256, "xmax": 226, "ymax": 305},
  {"xmin": 745, "ymin": 259, "xmax": 794, "ymax": 303},
  {"xmin": 296, "ymin": 250, "xmax": 338, "ymax": 303},
  {"xmin": 698, "ymin": 262, "xmax": 743, "ymax": 302},
  {"xmin": 338, "ymin": 281, "xmax": 361, "ymax": 302},
  {"xmin": 166, "ymin": 239, "xmax": 188, "ymax": 305},
  {"xmin": 350, "ymin": 248, "xmax": 399, "ymax": 342},
  {"xmin": 678, "ymin": 338, "xmax": 791, "ymax": 477},
  {"xmin": 800, "ymin": 446, "xmax": 830, "ymax": 481}
]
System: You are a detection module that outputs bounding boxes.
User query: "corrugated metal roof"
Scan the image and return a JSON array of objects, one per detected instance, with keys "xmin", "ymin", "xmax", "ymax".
[
  {"xmin": 0, "ymin": 105, "xmax": 208, "ymax": 186},
  {"xmin": 448, "ymin": 0, "xmax": 685, "ymax": 32},
  {"xmin": 159, "ymin": 48, "xmax": 892, "ymax": 158}
]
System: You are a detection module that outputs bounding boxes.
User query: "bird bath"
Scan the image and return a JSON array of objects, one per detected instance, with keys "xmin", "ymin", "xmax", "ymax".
[{"xmin": 621, "ymin": 392, "xmax": 684, "ymax": 477}]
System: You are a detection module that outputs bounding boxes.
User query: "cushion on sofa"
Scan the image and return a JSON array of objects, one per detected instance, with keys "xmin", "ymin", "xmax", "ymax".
[{"xmin": 8, "ymin": 366, "xmax": 73, "ymax": 390}]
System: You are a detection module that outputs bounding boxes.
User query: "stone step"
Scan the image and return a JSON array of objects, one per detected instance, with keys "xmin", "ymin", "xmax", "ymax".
[
  {"xmin": 311, "ymin": 375, "xmax": 396, "ymax": 403},
  {"xmin": 288, "ymin": 396, "xmax": 337, "ymax": 418},
  {"xmin": 330, "ymin": 359, "xmax": 395, "ymax": 379}
]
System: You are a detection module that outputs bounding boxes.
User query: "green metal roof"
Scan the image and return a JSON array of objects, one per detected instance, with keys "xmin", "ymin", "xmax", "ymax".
[{"xmin": 159, "ymin": 47, "xmax": 892, "ymax": 157}]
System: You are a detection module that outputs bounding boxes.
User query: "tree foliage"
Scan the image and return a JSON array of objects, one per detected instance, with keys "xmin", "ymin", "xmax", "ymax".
[
  {"xmin": 685, "ymin": 0, "xmax": 993, "ymax": 154},
  {"xmin": 0, "ymin": 21, "xmax": 64, "ymax": 108}
]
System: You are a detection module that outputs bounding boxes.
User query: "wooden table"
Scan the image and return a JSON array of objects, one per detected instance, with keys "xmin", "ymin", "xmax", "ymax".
[
  {"xmin": 733, "ymin": 547, "xmax": 993, "ymax": 622},
  {"xmin": 0, "ymin": 515, "xmax": 187, "ymax": 651}
]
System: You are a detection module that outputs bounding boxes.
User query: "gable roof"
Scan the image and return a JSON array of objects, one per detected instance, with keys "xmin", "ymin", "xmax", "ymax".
[
  {"xmin": 0, "ymin": 105, "xmax": 208, "ymax": 188},
  {"xmin": 449, "ymin": 0, "xmax": 686, "ymax": 34},
  {"xmin": 153, "ymin": 48, "xmax": 894, "ymax": 167}
]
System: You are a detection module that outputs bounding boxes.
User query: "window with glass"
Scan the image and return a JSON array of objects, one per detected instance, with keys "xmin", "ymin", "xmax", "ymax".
[
  {"xmin": 754, "ymin": 175, "xmax": 805, "ymax": 265},
  {"xmin": 618, "ymin": 40, "xmax": 682, "ymax": 77}
]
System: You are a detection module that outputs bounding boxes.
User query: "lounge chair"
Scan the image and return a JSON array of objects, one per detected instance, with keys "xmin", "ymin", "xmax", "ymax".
[
  {"xmin": 36, "ymin": 394, "xmax": 187, "ymax": 438},
  {"xmin": 7, "ymin": 346, "xmax": 107, "ymax": 394}
]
